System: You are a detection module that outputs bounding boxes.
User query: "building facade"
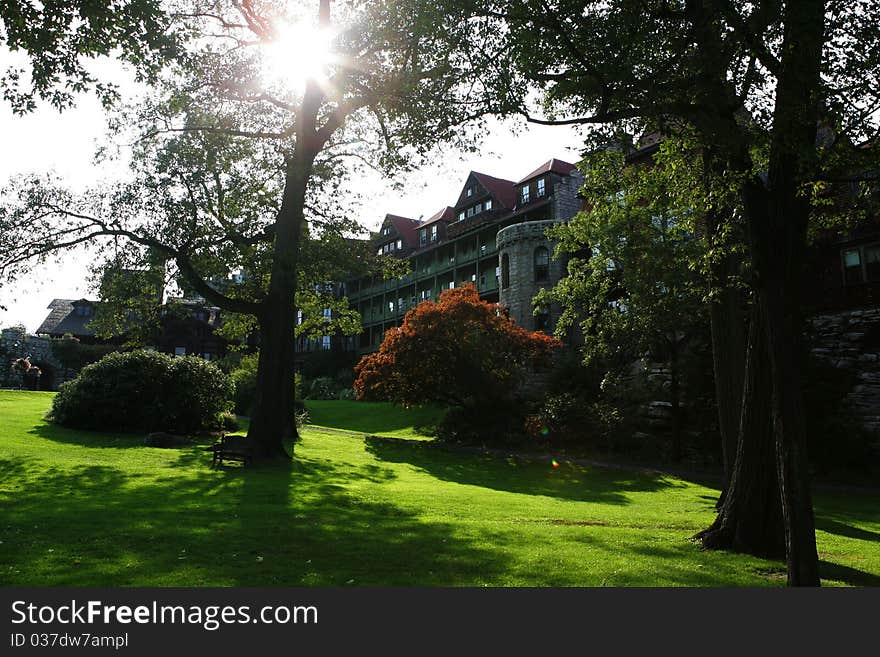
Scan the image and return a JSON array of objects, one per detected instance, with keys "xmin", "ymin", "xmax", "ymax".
[{"xmin": 342, "ymin": 159, "xmax": 584, "ymax": 355}]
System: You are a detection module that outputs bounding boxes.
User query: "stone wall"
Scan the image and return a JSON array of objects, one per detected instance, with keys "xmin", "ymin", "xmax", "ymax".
[
  {"xmin": 0, "ymin": 327, "xmax": 77, "ymax": 390},
  {"xmin": 551, "ymin": 170, "xmax": 584, "ymax": 223},
  {"xmin": 497, "ymin": 220, "xmax": 563, "ymax": 331},
  {"xmin": 809, "ymin": 307, "xmax": 880, "ymax": 434}
]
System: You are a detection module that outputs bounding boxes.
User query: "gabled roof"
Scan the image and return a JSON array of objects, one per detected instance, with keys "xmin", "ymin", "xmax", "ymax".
[
  {"xmin": 516, "ymin": 158, "xmax": 577, "ymax": 184},
  {"xmin": 381, "ymin": 213, "xmax": 420, "ymax": 247},
  {"xmin": 471, "ymin": 172, "xmax": 518, "ymax": 209},
  {"xmin": 420, "ymin": 206, "xmax": 455, "ymax": 227},
  {"xmin": 35, "ymin": 298, "xmax": 98, "ymax": 337}
]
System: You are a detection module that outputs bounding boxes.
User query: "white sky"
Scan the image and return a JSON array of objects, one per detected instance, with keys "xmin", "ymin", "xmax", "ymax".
[{"xmin": 0, "ymin": 57, "xmax": 584, "ymax": 333}]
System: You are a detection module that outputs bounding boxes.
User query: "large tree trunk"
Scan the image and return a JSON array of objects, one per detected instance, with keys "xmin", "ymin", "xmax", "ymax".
[
  {"xmin": 247, "ymin": 149, "xmax": 315, "ymax": 461},
  {"xmin": 744, "ymin": 0, "xmax": 824, "ymax": 586},
  {"xmin": 695, "ymin": 306, "xmax": 784, "ymax": 558},
  {"xmin": 707, "ymin": 232, "xmax": 746, "ymax": 495}
]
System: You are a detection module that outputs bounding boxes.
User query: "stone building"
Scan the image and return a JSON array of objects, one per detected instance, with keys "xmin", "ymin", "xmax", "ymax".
[{"xmin": 343, "ymin": 158, "xmax": 584, "ymax": 356}]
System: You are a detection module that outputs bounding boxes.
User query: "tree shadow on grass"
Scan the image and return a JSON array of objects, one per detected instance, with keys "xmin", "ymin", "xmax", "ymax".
[
  {"xmin": 818, "ymin": 560, "xmax": 880, "ymax": 587},
  {"xmin": 0, "ymin": 454, "xmax": 502, "ymax": 587},
  {"xmin": 28, "ymin": 419, "xmax": 148, "ymax": 448},
  {"xmin": 815, "ymin": 517, "xmax": 880, "ymax": 543},
  {"xmin": 363, "ymin": 437, "xmax": 681, "ymax": 505}
]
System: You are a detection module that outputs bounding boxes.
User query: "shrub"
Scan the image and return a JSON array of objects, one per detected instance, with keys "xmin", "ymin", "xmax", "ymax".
[
  {"xmin": 355, "ymin": 286, "xmax": 560, "ymax": 410},
  {"xmin": 230, "ymin": 353, "xmax": 259, "ymax": 415},
  {"xmin": 305, "ymin": 376, "xmax": 342, "ymax": 400},
  {"xmin": 51, "ymin": 350, "xmax": 233, "ymax": 434},
  {"xmin": 230, "ymin": 353, "xmax": 302, "ymax": 416}
]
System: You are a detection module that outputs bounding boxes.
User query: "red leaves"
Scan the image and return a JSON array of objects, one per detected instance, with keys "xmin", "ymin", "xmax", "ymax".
[{"xmin": 354, "ymin": 285, "xmax": 560, "ymax": 406}]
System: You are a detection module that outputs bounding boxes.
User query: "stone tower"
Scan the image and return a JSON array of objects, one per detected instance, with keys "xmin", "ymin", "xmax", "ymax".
[{"xmin": 496, "ymin": 220, "xmax": 563, "ymax": 332}]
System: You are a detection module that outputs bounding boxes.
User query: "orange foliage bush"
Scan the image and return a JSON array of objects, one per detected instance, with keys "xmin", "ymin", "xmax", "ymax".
[{"xmin": 354, "ymin": 286, "xmax": 560, "ymax": 408}]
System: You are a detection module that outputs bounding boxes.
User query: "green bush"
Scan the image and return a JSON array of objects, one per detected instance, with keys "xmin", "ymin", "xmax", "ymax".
[
  {"xmin": 305, "ymin": 376, "xmax": 343, "ymax": 400},
  {"xmin": 230, "ymin": 353, "xmax": 302, "ymax": 416},
  {"xmin": 51, "ymin": 350, "xmax": 233, "ymax": 434}
]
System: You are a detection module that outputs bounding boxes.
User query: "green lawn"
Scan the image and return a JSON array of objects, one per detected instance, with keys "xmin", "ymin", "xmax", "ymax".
[
  {"xmin": 1, "ymin": 390, "xmax": 877, "ymax": 586},
  {"xmin": 304, "ymin": 399, "xmax": 444, "ymax": 440}
]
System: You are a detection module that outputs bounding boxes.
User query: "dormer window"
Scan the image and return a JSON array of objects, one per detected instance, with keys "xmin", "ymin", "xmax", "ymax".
[
  {"xmin": 458, "ymin": 211, "xmax": 465, "ymax": 221},
  {"xmin": 431, "ymin": 225, "xmax": 438, "ymax": 242},
  {"xmin": 521, "ymin": 185, "xmax": 530, "ymax": 204},
  {"xmin": 537, "ymin": 178, "xmax": 546, "ymax": 197},
  {"xmin": 396, "ymin": 239, "xmax": 403, "ymax": 250},
  {"xmin": 466, "ymin": 207, "xmax": 474, "ymax": 218},
  {"xmin": 474, "ymin": 202, "xmax": 482, "ymax": 214},
  {"xmin": 466, "ymin": 186, "xmax": 474, "ymax": 197},
  {"xmin": 485, "ymin": 199, "xmax": 493, "ymax": 211},
  {"xmin": 419, "ymin": 229, "xmax": 427, "ymax": 247},
  {"xmin": 75, "ymin": 304, "xmax": 92, "ymax": 317}
]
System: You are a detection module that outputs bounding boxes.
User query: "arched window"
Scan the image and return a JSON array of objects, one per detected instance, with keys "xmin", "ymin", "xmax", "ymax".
[
  {"xmin": 534, "ymin": 246, "xmax": 550, "ymax": 282},
  {"xmin": 501, "ymin": 253, "xmax": 510, "ymax": 289}
]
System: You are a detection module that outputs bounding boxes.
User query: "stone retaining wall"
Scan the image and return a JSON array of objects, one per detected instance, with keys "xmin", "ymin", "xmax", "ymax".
[{"xmin": 809, "ymin": 307, "xmax": 880, "ymax": 434}]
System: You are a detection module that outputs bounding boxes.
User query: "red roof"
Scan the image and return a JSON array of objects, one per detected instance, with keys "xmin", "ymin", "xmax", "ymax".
[
  {"xmin": 472, "ymin": 172, "xmax": 518, "ymax": 209},
  {"xmin": 383, "ymin": 213, "xmax": 420, "ymax": 247},
  {"xmin": 421, "ymin": 206, "xmax": 455, "ymax": 226},
  {"xmin": 516, "ymin": 159, "xmax": 577, "ymax": 184}
]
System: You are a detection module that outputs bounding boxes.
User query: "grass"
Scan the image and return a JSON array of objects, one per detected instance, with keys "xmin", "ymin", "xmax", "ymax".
[
  {"xmin": 1, "ymin": 390, "xmax": 878, "ymax": 586},
  {"xmin": 304, "ymin": 399, "xmax": 444, "ymax": 440}
]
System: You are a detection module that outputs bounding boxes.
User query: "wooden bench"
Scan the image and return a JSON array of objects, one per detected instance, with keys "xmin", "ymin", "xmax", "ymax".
[{"xmin": 211, "ymin": 435, "xmax": 253, "ymax": 467}]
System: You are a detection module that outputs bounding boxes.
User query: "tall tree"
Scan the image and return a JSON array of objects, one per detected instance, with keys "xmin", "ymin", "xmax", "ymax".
[
  {"xmin": 481, "ymin": 0, "xmax": 880, "ymax": 585},
  {"xmin": 536, "ymin": 140, "xmax": 711, "ymax": 462},
  {"xmin": 0, "ymin": 0, "xmax": 179, "ymax": 113},
  {"xmin": 0, "ymin": 0, "xmax": 511, "ymax": 460}
]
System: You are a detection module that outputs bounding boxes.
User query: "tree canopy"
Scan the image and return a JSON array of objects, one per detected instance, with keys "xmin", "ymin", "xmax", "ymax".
[{"xmin": 0, "ymin": 0, "xmax": 514, "ymax": 458}]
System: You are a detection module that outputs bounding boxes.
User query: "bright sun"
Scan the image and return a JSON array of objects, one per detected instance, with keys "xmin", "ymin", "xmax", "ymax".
[{"xmin": 262, "ymin": 22, "xmax": 338, "ymax": 93}]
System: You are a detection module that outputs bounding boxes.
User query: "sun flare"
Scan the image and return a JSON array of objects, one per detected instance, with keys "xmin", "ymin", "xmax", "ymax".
[{"xmin": 262, "ymin": 21, "xmax": 338, "ymax": 93}]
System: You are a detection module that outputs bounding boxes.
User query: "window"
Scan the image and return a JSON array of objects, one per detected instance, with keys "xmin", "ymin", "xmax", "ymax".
[
  {"xmin": 431, "ymin": 225, "xmax": 438, "ymax": 242},
  {"xmin": 420, "ymin": 229, "xmax": 427, "ymax": 247},
  {"xmin": 867, "ymin": 245, "xmax": 880, "ymax": 282},
  {"xmin": 174, "ymin": 346, "xmax": 186, "ymax": 356},
  {"xmin": 843, "ymin": 248, "xmax": 863, "ymax": 284},
  {"xmin": 203, "ymin": 353, "xmax": 212, "ymax": 361},
  {"xmin": 321, "ymin": 336, "xmax": 331, "ymax": 351},
  {"xmin": 396, "ymin": 239, "xmax": 403, "ymax": 250},
  {"xmin": 458, "ymin": 211, "xmax": 465, "ymax": 222},
  {"xmin": 388, "ymin": 300, "xmax": 395, "ymax": 313},
  {"xmin": 471, "ymin": 273, "xmax": 476, "ymax": 282},
  {"xmin": 75, "ymin": 304, "xmax": 91, "ymax": 317},
  {"xmin": 843, "ymin": 244, "xmax": 880, "ymax": 284},
  {"xmin": 466, "ymin": 186, "xmax": 473, "ymax": 197},
  {"xmin": 323, "ymin": 308, "xmax": 332, "ymax": 321},
  {"xmin": 377, "ymin": 247, "xmax": 382, "ymax": 256},
  {"xmin": 449, "ymin": 280, "xmax": 455, "ymax": 289},
  {"xmin": 381, "ymin": 226, "xmax": 391, "ymax": 236},
  {"xmin": 534, "ymin": 246, "xmax": 550, "ymax": 282},
  {"xmin": 474, "ymin": 202, "xmax": 482, "ymax": 214},
  {"xmin": 501, "ymin": 253, "xmax": 510, "ymax": 289},
  {"xmin": 537, "ymin": 178, "xmax": 546, "ymax": 197},
  {"xmin": 521, "ymin": 185, "xmax": 530, "ymax": 204},
  {"xmin": 535, "ymin": 311, "xmax": 550, "ymax": 333},
  {"xmin": 485, "ymin": 199, "xmax": 493, "ymax": 211},
  {"xmin": 466, "ymin": 207, "xmax": 474, "ymax": 218},
  {"xmin": 480, "ymin": 243, "xmax": 487, "ymax": 255},
  {"xmin": 297, "ymin": 310, "xmax": 303, "ymax": 325}
]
